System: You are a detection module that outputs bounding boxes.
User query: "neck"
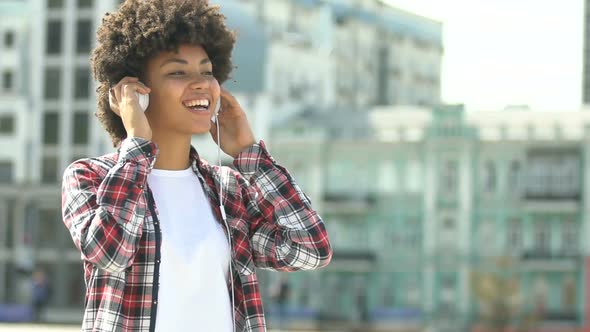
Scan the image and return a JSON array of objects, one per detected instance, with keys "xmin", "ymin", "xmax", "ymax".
[{"xmin": 151, "ymin": 132, "xmax": 193, "ymax": 170}]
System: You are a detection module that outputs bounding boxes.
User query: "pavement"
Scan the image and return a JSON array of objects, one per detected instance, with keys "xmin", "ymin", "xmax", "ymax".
[{"xmin": 0, "ymin": 324, "xmax": 329, "ymax": 332}]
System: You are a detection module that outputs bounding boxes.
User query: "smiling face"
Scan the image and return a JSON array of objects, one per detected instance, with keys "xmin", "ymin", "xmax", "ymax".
[{"xmin": 143, "ymin": 44, "xmax": 221, "ymax": 137}]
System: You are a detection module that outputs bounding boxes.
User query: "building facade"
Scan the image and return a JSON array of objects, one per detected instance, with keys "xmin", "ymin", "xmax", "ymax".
[
  {"xmin": 0, "ymin": 0, "xmax": 450, "ymax": 327},
  {"xmin": 268, "ymin": 105, "xmax": 590, "ymax": 331},
  {"xmin": 583, "ymin": 0, "xmax": 590, "ymax": 104}
]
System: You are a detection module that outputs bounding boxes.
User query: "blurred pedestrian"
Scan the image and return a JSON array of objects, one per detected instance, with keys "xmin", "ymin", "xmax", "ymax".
[
  {"xmin": 271, "ymin": 274, "xmax": 290, "ymax": 330},
  {"xmin": 31, "ymin": 269, "xmax": 49, "ymax": 322}
]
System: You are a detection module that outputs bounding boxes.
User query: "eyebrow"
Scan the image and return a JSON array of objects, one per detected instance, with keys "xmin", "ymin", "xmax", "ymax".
[{"xmin": 160, "ymin": 58, "xmax": 211, "ymax": 68}]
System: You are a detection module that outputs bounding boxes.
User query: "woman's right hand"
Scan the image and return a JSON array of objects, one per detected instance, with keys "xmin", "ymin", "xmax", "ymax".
[{"xmin": 108, "ymin": 77, "xmax": 152, "ymax": 141}]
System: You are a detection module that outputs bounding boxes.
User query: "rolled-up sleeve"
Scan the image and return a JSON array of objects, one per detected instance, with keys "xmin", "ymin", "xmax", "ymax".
[{"xmin": 233, "ymin": 140, "xmax": 332, "ymax": 271}]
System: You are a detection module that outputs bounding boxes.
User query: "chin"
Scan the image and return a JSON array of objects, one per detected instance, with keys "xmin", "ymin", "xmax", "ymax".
[{"xmin": 191, "ymin": 124, "xmax": 211, "ymax": 135}]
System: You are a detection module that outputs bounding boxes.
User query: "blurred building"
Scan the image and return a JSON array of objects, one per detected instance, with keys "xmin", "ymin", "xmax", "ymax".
[
  {"xmin": 269, "ymin": 104, "xmax": 590, "ymax": 331},
  {"xmin": 0, "ymin": 0, "xmax": 41, "ymax": 316},
  {"xmin": 0, "ymin": 0, "xmax": 473, "ymax": 329},
  {"xmin": 584, "ymin": 0, "xmax": 590, "ymax": 104}
]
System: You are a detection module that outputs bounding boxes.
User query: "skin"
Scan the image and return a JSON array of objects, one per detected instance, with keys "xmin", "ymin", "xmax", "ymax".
[{"xmin": 108, "ymin": 44, "xmax": 256, "ymax": 169}]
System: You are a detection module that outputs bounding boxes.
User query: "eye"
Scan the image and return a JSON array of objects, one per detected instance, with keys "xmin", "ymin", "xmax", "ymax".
[
  {"xmin": 168, "ymin": 71, "xmax": 185, "ymax": 76},
  {"xmin": 202, "ymin": 71, "xmax": 214, "ymax": 76}
]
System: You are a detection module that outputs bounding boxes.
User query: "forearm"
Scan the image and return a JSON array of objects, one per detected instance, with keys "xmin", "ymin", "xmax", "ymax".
[
  {"xmin": 62, "ymin": 137, "xmax": 157, "ymax": 273},
  {"xmin": 234, "ymin": 141, "xmax": 332, "ymax": 270}
]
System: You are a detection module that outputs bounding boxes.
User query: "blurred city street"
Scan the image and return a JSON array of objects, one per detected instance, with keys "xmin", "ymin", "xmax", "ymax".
[
  {"xmin": 0, "ymin": 325, "xmax": 334, "ymax": 332},
  {"xmin": 0, "ymin": 0, "xmax": 588, "ymax": 331},
  {"xmin": 0, "ymin": 325, "xmax": 79, "ymax": 332}
]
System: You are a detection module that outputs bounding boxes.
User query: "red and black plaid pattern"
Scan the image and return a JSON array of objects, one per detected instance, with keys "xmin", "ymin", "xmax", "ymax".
[{"xmin": 61, "ymin": 137, "xmax": 332, "ymax": 332}]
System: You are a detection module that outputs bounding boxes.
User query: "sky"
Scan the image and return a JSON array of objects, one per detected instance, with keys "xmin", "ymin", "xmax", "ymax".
[{"xmin": 382, "ymin": 0, "xmax": 584, "ymax": 111}]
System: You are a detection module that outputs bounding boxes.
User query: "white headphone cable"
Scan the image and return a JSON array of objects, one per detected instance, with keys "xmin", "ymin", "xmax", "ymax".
[{"xmin": 215, "ymin": 99, "xmax": 235, "ymax": 332}]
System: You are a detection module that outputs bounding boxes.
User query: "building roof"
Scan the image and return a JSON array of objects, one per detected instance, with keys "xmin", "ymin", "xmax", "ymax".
[{"xmin": 328, "ymin": 2, "xmax": 442, "ymax": 46}]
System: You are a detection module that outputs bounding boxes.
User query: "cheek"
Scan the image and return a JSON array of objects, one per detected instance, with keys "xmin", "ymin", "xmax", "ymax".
[{"xmin": 152, "ymin": 82, "xmax": 183, "ymax": 104}]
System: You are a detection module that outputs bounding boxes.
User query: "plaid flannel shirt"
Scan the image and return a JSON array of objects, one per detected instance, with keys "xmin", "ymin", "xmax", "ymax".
[{"xmin": 61, "ymin": 137, "xmax": 332, "ymax": 332}]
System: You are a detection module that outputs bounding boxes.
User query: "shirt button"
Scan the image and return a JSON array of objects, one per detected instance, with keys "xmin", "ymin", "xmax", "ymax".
[
  {"xmin": 138, "ymin": 184, "xmax": 144, "ymax": 189},
  {"xmin": 147, "ymin": 152, "xmax": 152, "ymax": 157},
  {"xmin": 153, "ymin": 301, "xmax": 157, "ymax": 304}
]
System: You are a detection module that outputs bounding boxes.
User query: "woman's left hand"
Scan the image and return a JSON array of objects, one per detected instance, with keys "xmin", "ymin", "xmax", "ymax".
[{"xmin": 209, "ymin": 87, "xmax": 257, "ymax": 158}]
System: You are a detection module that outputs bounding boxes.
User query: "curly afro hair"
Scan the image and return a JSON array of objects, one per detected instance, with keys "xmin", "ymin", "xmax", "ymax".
[{"xmin": 91, "ymin": 0, "xmax": 236, "ymax": 147}]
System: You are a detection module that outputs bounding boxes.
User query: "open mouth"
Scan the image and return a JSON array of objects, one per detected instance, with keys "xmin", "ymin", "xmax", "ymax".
[{"xmin": 183, "ymin": 99, "xmax": 210, "ymax": 112}]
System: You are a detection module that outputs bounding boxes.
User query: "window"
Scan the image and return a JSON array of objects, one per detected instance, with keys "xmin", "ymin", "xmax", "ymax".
[
  {"xmin": 77, "ymin": 0, "xmax": 93, "ymax": 8},
  {"xmin": 3, "ymin": 263, "xmax": 18, "ymax": 302},
  {"xmin": 37, "ymin": 208, "xmax": 62, "ymax": 248},
  {"xmin": 44, "ymin": 68, "xmax": 61, "ymax": 100},
  {"xmin": 46, "ymin": 20, "xmax": 63, "ymax": 54},
  {"xmin": 43, "ymin": 112, "xmax": 59, "ymax": 144},
  {"xmin": 405, "ymin": 159, "xmax": 423, "ymax": 193},
  {"xmin": 562, "ymin": 221, "xmax": 578, "ymax": 255},
  {"xmin": 65, "ymin": 263, "xmax": 85, "ymax": 306},
  {"xmin": 562, "ymin": 276, "xmax": 576, "ymax": 312},
  {"xmin": 405, "ymin": 219, "xmax": 420, "ymax": 249},
  {"xmin": 4, "ymin": 199, "xmax": 15, "ymax": 249},
  {"xmin": 439, "ymin": 217, "xmax": 455, "ymax": 250},
  {"xmin": 508, "ymin": 160, "xmax": 521, "ymax": 192},
  {"xmin": 406, "ymin": 280, "xmax": 420, "ymax": 307},
  {"xmin": 440, "ymin": 276, "xmax": 456, "ymax": 312},
  {"xmin": 440, "ymin": 160, "xmax": 458, "ymax": 193},
  {"xmin": 76, "ymin": 20, "xmax": 93, "ymax": 54},
  {"xmin": 41, "ymin": 155, "xmax": 58, "ymax": 183},
  {"xmin": 4, "ymin": 31, "xmax": 14, "ymax": 48},
  {"xmin": 378, "ymin": 160, "xmax": 397, "ymax": 193},
  {"xmin": 534, "ymin": 221, "xmax": 551, "ymax": 254},
  {"xmin": 0, "ymin": 116, "xmax": 14, "ymax": 134},
  {"xmin": 74, "ymin": 68, "xmax": 90, "ymax": 99},
  {"xmin": 506, "ymin": 219, "xmax": 522, "ymax": 252},
  {"xmin": 382, "ymin": 285, "xmax": 394, "ymax": 307},
  {"xmin": 526, "ymin": 151, "xmax": 580, "ymax": 199},
  {"xmin": 533, "ymin": 277, "xmax": 548, "ymax": 314},
  {"xmin": 483, "ymin": 161, "xmax": 496, "ymax": 192},
  {"xmin": 2, "ymin": 71, "xmax": 13, "ymax": 91},
  {"xmin": 0, "ymin": 162, "xmax": 12, "ymax": 183},
  {"xmin": 47, "ymin": 0, "xmax": 64, "ymax": 9},
  {"xmin": 73, "ymin": 112, "xmax": 89, "ymax": 144},
  {"xmin": 478, "ymin": 221, "xmax": 496, "ymax": 254}
]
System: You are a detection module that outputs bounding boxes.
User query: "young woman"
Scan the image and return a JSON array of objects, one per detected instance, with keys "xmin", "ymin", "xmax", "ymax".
[{"xmin": 60, "ymin": 1, "xmax": 332, "ymax": 331}]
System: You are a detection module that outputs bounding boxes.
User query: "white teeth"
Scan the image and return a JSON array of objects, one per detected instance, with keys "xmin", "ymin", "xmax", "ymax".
[{"xmin": 184, "ymin": 99, "xmax": 210, "ymax": 108}]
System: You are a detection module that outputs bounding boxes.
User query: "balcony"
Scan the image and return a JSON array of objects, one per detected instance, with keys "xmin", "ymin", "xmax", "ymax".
[
  {"xmin": 540, "ymin": 310, "xmax": 579, "ymax": 322},
  {"xmin": 519, "ymin": 250, "xmax": 580, "ymax": 271},
  {"xmin": 322, "ymin": 192, "xmax": 377, "ymax": 214},
  {"xmin": 325, "ymin": 249, "xmax": 377, "ymax": 272}
]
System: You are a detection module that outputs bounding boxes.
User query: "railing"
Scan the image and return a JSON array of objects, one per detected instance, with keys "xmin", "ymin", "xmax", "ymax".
[{"xmin": 520, "ymin": 251, "xmax": 580, "ymax": 260}]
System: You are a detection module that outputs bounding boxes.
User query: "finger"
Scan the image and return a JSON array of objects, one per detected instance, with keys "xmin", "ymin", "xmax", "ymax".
[
  {"xmin": 219, "ymin": 88, "xmax": 242, "ymax": 114},
  {"xmin": 136, "ymin": 81, "xmax": 151, "ymax": 94},
  {"xmin": 112, "ymin": 77, "xmax": 140, "ymax": 101},
  {"xmin": 120, "ymin": 82, "xmax": 150, "ymax": 100},
  {"xmin": 108, "ymin": 89, "xmax": 121, "ymax": 116},
  {"xmin": 121, "ymin": 83, "xmax": 139, "ymax": 101}
]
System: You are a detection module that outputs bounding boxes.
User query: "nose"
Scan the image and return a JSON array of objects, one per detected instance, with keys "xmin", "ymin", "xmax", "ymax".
[{"xmin": 188, "ymin": 73, "xmax": 210, "ymax": 90}]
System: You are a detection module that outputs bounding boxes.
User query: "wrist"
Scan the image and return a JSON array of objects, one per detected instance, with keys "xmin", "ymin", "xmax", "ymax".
[
  {"xmin": 127, "ymin": 129, "xmax": 152, "ymax": 141},
  {"xmin": 232, "ymin": 140, "xmax": 257, "ymax": 158}
]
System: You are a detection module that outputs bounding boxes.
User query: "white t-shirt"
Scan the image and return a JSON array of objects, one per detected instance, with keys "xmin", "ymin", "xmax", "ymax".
[{"xmin": 147, "ymin": 166, "xmax": 233, "ymax": 332}]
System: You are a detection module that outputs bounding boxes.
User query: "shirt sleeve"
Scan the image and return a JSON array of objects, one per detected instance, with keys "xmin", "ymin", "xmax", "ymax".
[
  {"xmin": 61, "ymin": 137, "xmax": 157, "ymax": 273},
  {"xmin": 233, "ymin": 140, "xmax": 333, "ymax": 271}
]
